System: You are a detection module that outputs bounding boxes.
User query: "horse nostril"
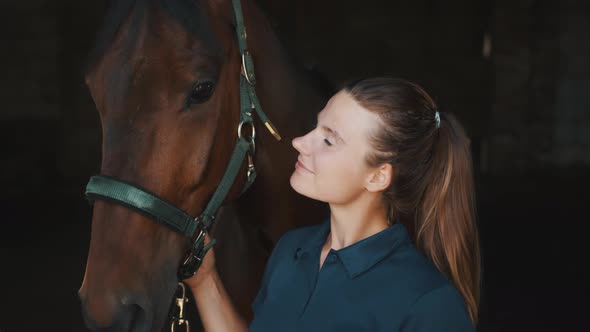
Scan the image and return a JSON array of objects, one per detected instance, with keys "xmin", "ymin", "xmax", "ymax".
[
  {"xmin": 80, "ymin": 306, "xmax": 102, "ymax": 331},
  {"xmin": 79, "ymin": 290, "xmax": 150, "ymax": 331},
  {"xmin": 78, "ymin": 289, "xmax": 100, "ymax": 330},
  {"xmin": 114, "ymin": 303, "xmax": 149, "ymax": 332}
]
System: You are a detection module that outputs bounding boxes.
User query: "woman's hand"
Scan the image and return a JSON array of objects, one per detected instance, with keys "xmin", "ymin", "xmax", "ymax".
[
  {"xmin": 182, "ymin": 233, "xmax": 249, "ymax": 331},
  {"xmin": 183, "ymin": 232, "xmax": 217, "ymax": 291}
]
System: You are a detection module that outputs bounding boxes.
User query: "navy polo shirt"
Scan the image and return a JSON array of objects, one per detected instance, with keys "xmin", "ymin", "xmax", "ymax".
[{"xmin": 249, "ymin": 220, "xmax": 473, "ymax": 332}]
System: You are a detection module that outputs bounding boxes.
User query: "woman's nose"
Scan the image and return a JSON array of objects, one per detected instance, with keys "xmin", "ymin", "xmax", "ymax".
[
  {"xmin": 292, "ymin": 136, "xmax": 302, "ymax": 152},
  {"xmin": 292, "ymin": 133, "xmax": 310, "ymax": 155}
]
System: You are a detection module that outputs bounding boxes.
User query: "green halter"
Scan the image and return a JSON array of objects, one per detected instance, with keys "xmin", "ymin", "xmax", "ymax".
[{"xmin": 85, "ymin": 0, "xmax": 280, "ymax": 279}]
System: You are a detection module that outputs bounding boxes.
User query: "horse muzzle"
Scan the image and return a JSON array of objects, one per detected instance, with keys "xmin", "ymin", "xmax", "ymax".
[{"xmin": 79, "ymin": 289, "xmax": 153, "ymax": 332}]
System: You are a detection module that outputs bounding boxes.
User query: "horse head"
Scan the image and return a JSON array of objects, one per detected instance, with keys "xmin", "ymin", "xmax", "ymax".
[{"xmin": 79, "ymin": 0, "xmax": 253, "ymax": 330}]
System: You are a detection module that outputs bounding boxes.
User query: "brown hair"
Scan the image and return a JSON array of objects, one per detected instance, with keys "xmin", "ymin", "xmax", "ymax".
[{"xmin": 344, "ymin": 77, "xmax": 481, "ymax": 325}]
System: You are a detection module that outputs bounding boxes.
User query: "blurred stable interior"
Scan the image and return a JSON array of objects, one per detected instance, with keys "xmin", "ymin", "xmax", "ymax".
[{"xmin": 0, "ymin": 0, "xmax": 588, "ymax": 331}]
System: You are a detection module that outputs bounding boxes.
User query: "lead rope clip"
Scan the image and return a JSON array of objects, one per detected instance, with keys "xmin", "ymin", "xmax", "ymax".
[{"xmin": 171, "ymin": 283, "xmax": 190, "ymax": 332}]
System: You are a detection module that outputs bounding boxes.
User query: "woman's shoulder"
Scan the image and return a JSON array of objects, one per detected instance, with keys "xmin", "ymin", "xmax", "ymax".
[
  {"xmin": 364, "ymin": 244, "xmax": 471, "ymax": 329},
  {"xmin": 389, "ymin": 249, "xmax": 473, "ymax": 331},
  {"xmin": 379, "ymin": 241, "xmax": 463, "ymax": 306}
]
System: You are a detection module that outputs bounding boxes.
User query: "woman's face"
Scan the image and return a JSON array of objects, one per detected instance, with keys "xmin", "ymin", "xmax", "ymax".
[{"xmin": 290, "ymin": 91, "xmax": 382, "ymax": 204}]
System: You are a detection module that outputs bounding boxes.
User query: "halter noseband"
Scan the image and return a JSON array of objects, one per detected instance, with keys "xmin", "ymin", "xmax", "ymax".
[{"xmin": 84, "ymin": 0, "xmax": 280, "ymax": 280}]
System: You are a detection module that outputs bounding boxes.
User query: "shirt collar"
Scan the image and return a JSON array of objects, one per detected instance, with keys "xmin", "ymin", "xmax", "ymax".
[
  {"xmin": 294, "ymin": 220, "xmax": 330, "ymax": 260},
  {"xmin": 295, "ymin": 219, "xmax": 412, "ymax": 278}
]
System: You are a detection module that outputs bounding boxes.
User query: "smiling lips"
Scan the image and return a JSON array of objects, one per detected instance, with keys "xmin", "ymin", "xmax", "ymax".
[{"xmin": 296, "ymin": 159, "xmax": 314, "ymax": 174}]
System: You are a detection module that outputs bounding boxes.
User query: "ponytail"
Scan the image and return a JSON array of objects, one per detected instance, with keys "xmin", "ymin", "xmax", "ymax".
[{"xmin": 417, "ymin": 112, "xmax": 480, "ymax": 324}]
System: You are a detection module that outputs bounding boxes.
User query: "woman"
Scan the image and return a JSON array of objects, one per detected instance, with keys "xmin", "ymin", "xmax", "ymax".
[{"xmin": 184, "ymin": 77, "xmax": 480, "ymax": 331}]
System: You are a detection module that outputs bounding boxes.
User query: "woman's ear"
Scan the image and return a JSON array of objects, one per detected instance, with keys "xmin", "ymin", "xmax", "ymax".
[{"xmin": 365, "ymin": 163, "xmax": 393, "ymax": 192}]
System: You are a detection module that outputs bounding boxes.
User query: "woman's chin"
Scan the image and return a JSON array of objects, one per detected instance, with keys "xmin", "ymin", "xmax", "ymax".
[
  {"xmin": 290, "ymin": 175, "xmax": 324, "ymax": 202},
  {"xmin": 289, "ymin": 173, "xmax": 299, "ymax": 190},
  {"xmin": 289, "ymin": 173, "xmax": 307, "ymax": 196}
]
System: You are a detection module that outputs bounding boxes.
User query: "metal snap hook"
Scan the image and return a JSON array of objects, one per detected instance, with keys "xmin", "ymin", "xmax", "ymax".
[
  {"xmin": 247, "ymin": 153, "xmax": 255, "ymax": 181},
  {"xmin": 171, "ymin": 283, "xmax": 190, "ymax": 332}
]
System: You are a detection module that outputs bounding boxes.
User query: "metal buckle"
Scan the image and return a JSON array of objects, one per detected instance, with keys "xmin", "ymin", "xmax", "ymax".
[
  {"xmin": 171, "ymin": 283, "xmax": 190, "ymax": 332},
  {"xmin": 178, "ymin": 218, "xmax": 211, "ymax": 279}
]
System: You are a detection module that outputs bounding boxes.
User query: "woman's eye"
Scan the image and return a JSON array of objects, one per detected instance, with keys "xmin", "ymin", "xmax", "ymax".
[
  {"xmin": 324, "ymin": 138, "xmax": 333, "ymax": 146},
  {"xmin": 188, "ymin": 81, "xmax": 215, "ymax": 105}
]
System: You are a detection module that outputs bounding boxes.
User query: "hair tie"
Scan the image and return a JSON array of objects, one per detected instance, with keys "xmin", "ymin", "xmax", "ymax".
[{"xmin": 434, "ymin": 111, "xmax": 441, "ymax": 129}]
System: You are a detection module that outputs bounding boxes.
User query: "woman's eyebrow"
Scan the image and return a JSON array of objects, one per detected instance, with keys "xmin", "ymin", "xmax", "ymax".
[
  {"xmin": 317, "ymin": 113, "xmax": 345, "ymax": 142},
  {"xmin": 320, "ymin": 125, "xmax": 345, "ymax": 143}
]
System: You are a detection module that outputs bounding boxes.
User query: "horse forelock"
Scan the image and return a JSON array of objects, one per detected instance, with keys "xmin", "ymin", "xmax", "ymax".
[
  {"xmin": 86, "ymin": 0, "xmax": 222, "ymax": 74},
  {"xmin": 86, "ymin": 0, "xmax": 142, "ymax": 72}
]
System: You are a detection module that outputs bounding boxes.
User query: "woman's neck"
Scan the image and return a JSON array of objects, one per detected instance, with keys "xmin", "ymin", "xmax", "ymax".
[{"xmin": 327, "ymin": 195, "xmax": 390, "ymax": 250}]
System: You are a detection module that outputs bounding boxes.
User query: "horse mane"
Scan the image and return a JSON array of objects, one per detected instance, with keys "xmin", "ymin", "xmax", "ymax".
[{"xmin": 86, "ymin": 0, "xmax": 217, "ymax": 72}]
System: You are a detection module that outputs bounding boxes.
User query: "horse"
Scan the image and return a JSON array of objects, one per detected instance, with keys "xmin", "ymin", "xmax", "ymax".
[{"xmin": 78, "ymin": 0, "xmax": 330, "ymax": 331}]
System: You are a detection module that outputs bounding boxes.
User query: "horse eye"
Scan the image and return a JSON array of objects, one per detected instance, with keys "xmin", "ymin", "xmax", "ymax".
[{"xmin": 188, "ymin": 81, "xmax": 215, "ymax": 105}]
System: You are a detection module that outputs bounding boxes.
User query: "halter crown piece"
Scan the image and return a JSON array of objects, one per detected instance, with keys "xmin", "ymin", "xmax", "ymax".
[
  {"xmin": 84, "ymin": 0, "xmax": 281, "ymax": 280},
  {"xmin": 434, "ymin": 111, "xmax": 441, "ymax": 129}
]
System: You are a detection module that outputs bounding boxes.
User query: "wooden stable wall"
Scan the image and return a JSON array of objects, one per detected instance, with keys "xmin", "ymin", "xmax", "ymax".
[
  {"xmin": 0, "ymin": 0, "xmax": 106, "ymax": 198},
  {"xmin": 490, "ymin": 0, "xmax": 590, "ymax": 171}
]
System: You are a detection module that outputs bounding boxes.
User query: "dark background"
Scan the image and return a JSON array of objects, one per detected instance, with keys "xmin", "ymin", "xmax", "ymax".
[{"xmin": 1, "ymin": 0, "xmax": 589, "ymax": 331}]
